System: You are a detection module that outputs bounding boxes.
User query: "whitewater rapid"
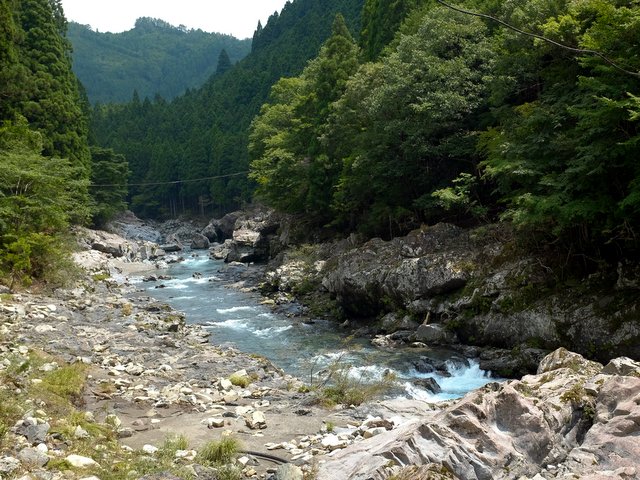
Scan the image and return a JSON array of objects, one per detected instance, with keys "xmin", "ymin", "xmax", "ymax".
[{"xmin": 134, "ymin": 253, "xmax": 499, "ymax": 401}]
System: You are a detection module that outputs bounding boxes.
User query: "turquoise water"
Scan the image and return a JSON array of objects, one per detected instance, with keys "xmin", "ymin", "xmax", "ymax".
[{"xmin": 134, "ymin": 252, "xmax": 498, "ymax": 401}]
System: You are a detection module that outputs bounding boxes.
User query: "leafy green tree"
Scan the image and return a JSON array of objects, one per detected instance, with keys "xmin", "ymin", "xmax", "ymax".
[
  {"xmin": 327, "ymin": 6, "xmax": 495, "ymax": 235},
  {"xmin": 480, "ymin": 0, "xmax": 640, "ymax": 256},
  {"xmin": 249, "ymin": 14, "xmax": 360, "ymax": 221},
  {"xmin": 14, "ymin": 0, "xmax": 92, "ymax": 223},
  {"xmin": 216, "ymin": 48, "xmax": 232, "ymax": 75},
  {"xmin": 92, "ymin": 0, "xmax": 364, "ymax": 219},
  {"xmin": 360, "ymin": 0, "xmax": 422, "ymax": 61},
  {"xmin": 89, "ymin": 146, "xmax": 130, "ymax": 227},
  {"xmin": 0, "ymin": 120, "xmax": 77, "ymax": 289}
]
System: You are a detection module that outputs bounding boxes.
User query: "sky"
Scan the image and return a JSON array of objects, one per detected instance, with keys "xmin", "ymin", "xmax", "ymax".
[{"xmin": 60, "ymin": 0, "xmax": 289, "ymax": 39}]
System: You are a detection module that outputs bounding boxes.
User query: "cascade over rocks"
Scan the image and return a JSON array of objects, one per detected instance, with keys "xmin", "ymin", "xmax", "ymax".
[{"xmin": 317, "ymin": 349, "xmax": 640, "ymax": 480}]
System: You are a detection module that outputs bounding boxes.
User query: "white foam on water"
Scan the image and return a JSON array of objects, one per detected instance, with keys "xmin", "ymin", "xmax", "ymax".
[
  {"xmin": 181, "ymin": 256, "xmax": 212, "ymax": 267},
  {"xmin": 216, "ymin": 306, "xmax": 256, "ymax": 314},
  {"xmin": 162, "ymin": 283, "xmax": 188, "ymax": 290},
  {"xmin": 437, "ymin": 360, "xmax": 494, "ymax": 394},
  {"xmin": 208, "ymin": 318, "xmax": 251, "ymax": 330},
  {"xmin": 402, "ymin": 360, "xmax": 497, "ymax": 402},
  {"xmin": 252, "ymin": 325, "xmax": 293, "ymax": 338},
  {"xmin": 169, "ymin": 296, "xmax": 196, "ymax": 301}
]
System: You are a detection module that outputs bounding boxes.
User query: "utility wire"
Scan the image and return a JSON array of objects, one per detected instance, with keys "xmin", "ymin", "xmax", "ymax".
[
  {"xmin": 436, "ymin": 0, "xmax": 640, "ymax": 79},
  {"xmin": 89, "ymin": 171, "xmax": 249, "ymax": 188}
]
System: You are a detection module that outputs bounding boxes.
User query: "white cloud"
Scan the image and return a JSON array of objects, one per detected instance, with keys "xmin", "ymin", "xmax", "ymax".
[{"xmin": 60, "ymin": 0, "xmax": 289, "ymax": 39}]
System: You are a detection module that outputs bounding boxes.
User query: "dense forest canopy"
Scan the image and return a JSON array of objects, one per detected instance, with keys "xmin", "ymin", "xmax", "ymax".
[
  {"xmin": 0, "ymin": 0, "xmax": 128, "ymax": 289},
  {"xmin": 90, "ymin": 0, "xmax": 365, "ymax": 218},
  {"xmin": 68, "ymin": 19, "xmax": 252, "ymax": 103},
  {"xmin": 248, "ymin": 0, "xmax": 640, "ymax": 262},
  {"xmin": 3, "ymin": 0, "xmax": 639, "ymax": 291}
]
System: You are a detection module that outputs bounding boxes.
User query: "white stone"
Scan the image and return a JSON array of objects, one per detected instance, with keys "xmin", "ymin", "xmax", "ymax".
[
  {"xmin": 219, "ymin": 378, "xmax": 233, "ymax": 391},
  {"xmin": 65, "ymin": 455, "xmax": 99, "ymax": 468},
  {"xmin": 245, "ymin": 411, "xmax": 267, "ymax": 430},
  {"xmin": 363, "ymin": 427, "xmax": 387, "ymax": 439},
  {"xmin": 105, "ymin": 414, "xmax": 122, "ymax": 429},
  {"xmin": 205, "ymin": 417, "xmax": 225, "ymax": 428},
  {"xmin": 35, "ymin": 325, "xmax": 55, "ymax": 333},
  {"xmin": 142, "ymin": 445, "xmax": 158, "ymax": 455},
  {"xmin": 74, "ymin": 425, "xmax": 90, "ymax": 439},
  {"xmin": 321, "ymin": 434, "xmax": 347, "ymax": 451}
]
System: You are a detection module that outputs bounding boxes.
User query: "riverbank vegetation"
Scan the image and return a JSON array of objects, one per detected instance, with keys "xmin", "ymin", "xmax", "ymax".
[{"xmin": 0, "ymin": 0, "xmax": 129, "ymax": 290}]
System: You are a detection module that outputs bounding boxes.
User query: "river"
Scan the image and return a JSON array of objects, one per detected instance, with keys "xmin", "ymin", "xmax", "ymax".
[{"xmin": 133, "ymin": 252, "xmax": 499, "ymax": 401}]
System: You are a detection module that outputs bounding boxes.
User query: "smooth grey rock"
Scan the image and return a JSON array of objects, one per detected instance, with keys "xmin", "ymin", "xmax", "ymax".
[
  {"xmin": 276, "ymin": 464, "xmax": 303, "ymax": 480},
  {"xmin": 413, "ymin": 323, "xmax": 457, "ymax": 345},
  {"xmin": 65, "ymin": 454, "xmax": 99, "ymax": 468},
  {"xmin": 15, "ymin": 419, "xmax": 50, "ymax": 445},
  {"xmin": 245, "ymin": 410, "xmax": 267, "ymax": 430},
  {"xmin": 18, "ymin": 447, "xmax": 49, "ymax": 467},
  {"xmin": 413, "ymin": 377, "xmax": 441, "ymax": 393},
  {"xmin": 190, "ymin": 233, "xmax": 210, "ymax": 250}
]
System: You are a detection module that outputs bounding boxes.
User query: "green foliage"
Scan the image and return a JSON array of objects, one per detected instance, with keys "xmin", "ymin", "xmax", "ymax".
[
  {"xmin": 249, "ymin": 14, "xmax": 360, "ymax": 221},
  {"xmin": 91, "ymin": 0, "xmax": 364, "ymax": 218},
  {"xmin": 0, "ymin": 120, "xmax": 80, "ymax": 289},
  {"xmin": 35, "ymin": 362, "xmax": 88, "ymax": 404},
  {"xmin": 89, "ymin": 146, "xmax": 129, "ymax": 227},
  {"xmin": 326, "ymin": 5, "xmax": 496, "ymax": 236},
  {"xmin": 228, "ymin": 373, "xmax": 251, "ymax": 388},
  {"xmin": 90, "ymin": 0, "xmax": 640, "ymax": 264},
  {"xmin": 68, "ymin": 19, "xmax": 251, "ymax": 103},
  {"xmin": 359, "ymin": 0, "xmax": 423, "ymax": 61},
  {"xmin": 12, "ymin": 0, "xmax": 92, "ymax": 223},
  {"xmin": 480, "ymin": 0, "xmax": 640, "ymax": 257},
  {"xmin": 1, "ymin": 0, "xmax": 93, "ymax": 288}
]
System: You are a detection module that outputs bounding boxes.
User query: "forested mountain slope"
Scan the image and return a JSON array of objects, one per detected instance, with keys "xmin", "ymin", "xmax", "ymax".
[
  {"xmin": 91, "ymin": 0, "xmax": 364, "ymax": 218},
  {"xmin": 1, "ymin": 0, "xmax": 119, "ymax": 288},
  {"xmin": 68, "ymin": 19, "xmax": 252, "ymax": 103}
]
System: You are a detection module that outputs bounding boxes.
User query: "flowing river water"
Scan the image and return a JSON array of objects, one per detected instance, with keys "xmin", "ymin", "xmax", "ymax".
[{"xmin": 134, "ymin": 252, "xmax": 499, "ymax": 401}]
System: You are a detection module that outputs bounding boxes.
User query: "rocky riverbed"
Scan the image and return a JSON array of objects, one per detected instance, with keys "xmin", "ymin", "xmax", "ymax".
[
  {"xmin": 0, "ymin": 231, "xmax": 397, "ymax": 480},
  {"xmin": 2, "ymin": 213, "xmax": 639, "ymax": 480}
]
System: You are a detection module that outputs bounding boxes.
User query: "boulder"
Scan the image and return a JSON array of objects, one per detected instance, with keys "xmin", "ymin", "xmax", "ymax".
[
  {"xmin": 602, "ymin": 356, "xmax": 640, "ymax": 376},
  {"xmin": 276, "ymin": 464, "xmax": 304, "ymax": 480},
  {"xmin": 200, "ymin": 222, "xmax": 218, "ymax": 242},
  {"xmin": 536, "ymin": 347, "xmax": 602, "ymax": 375},
  {"xmin": 190, "ymin": 233, "xmax": 210, "ymax": 250},
  {"xmin": 18, "ymin": 448, "xmax": 49, "ymax": 467},
  {"xmin": 413, "ymin": 377, "xmax": 441, "ymax": 394},
  {"xmin": 207, "ymin": 211, "xmax": 243, "ymax": 240},
  {"xmin": 322, "ymin": 224, "xmax": 473, "ymax": 317},
  {"xmin": 412, "ymin": 324, "xmax": 457, "ymax": 345},
  {"xmin": 65, "ymin": 454, "xmax": 99, "ymax": 468},
  {"xmin": 245, "ymin": 411, "xmax": 267, "ymax": 430}
]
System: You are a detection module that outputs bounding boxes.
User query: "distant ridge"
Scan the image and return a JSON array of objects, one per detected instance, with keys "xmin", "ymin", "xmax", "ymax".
[{"xmin": 68, "ymin": 18, "xmax": 252, "ymax": 103}]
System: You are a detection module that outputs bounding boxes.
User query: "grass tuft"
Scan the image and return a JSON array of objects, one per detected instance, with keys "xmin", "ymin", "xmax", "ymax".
[{"xmin": 196, "ymin": 437, "xmax": 241, "ymax": 465}]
